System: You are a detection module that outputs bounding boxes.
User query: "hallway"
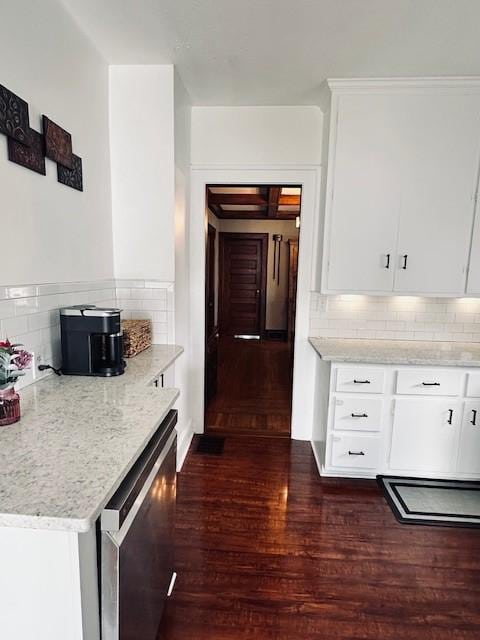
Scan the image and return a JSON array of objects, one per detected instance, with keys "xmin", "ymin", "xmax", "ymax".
[
  {"xmin": 158, "ymin": 437, "xmax": 480, "ymax": 640},
  {"xmin": 206, "ymin": 337, "xmax": 292, "ymax": 437}
]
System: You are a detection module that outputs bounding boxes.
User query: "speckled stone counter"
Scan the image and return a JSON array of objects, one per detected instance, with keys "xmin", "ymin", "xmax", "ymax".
[
  {"xmin": 0, "ymin": 345, "xmax": 183, "ymax": 532},
  {"xmin": 309, "ymin": 337, "xmax": 480, "ymax": 367}
]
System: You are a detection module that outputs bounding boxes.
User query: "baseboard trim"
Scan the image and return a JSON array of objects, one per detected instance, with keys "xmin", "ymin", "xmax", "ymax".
[
  {"xmin": 310, "ymin": 440, "xmax": 325, "ymax": 476},
  {"xmin": 176, "ymin": 421, "xmax": 194, "ymax": 471}
]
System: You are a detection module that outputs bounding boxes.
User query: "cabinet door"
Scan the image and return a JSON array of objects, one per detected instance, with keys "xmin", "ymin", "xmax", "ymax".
[
  {"xmin": 390, "ymin": 398, "xmax": 460, "ymax": 473},
  {"xmin": 457, "ymin": 401, "xmax": 480, "ymax": 475},
  {"xmin": 466, "ymin": 204, "xmax": 480, "ymax": 294},
  {"xmin": 394, "ymin": 94, "xmax": 480, "ymax": 295},
  {"xmin": 325, "ymin": 94, "xmax": 401, "ymax": 292}
]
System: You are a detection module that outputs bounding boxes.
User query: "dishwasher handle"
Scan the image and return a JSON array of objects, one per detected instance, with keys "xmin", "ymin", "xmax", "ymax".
[{"xmin": 101, "ymin": 409, "xmax": 177, "ymax": 532}]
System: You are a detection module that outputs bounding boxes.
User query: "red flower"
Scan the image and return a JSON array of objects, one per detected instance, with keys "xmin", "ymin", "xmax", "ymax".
[{"xmin": 0, "ymin": 340, "xmax": 11, "ymax": 349}]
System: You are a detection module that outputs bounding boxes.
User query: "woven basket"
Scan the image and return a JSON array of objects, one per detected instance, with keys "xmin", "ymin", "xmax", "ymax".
[{"xmin": 122, "ymin": 319, "xmax": 152, "ymax": 358}]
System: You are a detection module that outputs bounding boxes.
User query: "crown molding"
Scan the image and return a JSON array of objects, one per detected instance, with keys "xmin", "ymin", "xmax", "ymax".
[{"xmin": 327, "ymin": 77, "xmax": 480, "ymax": 93}]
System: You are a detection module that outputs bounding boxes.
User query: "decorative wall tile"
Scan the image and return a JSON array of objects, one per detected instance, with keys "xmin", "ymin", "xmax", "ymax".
[
  {"xmin": 0, "ymin": 85, "xmax": 31, "ymax": 145},
  {"xmin": 42, "ymin": 115, "xmax": 73, "ymax": 168},
  {"xmin": 57, "ymin": 153, "xmax": 83, "ymax": 191},
  {"xmin": 7, "ymin": 128, "xmax": 45, "ymax": 175}
]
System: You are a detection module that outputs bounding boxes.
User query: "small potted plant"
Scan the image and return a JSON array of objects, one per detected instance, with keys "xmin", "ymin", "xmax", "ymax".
[{"xmin": 0, "ymin": 340, "xmax": 32, "ymax": 426}]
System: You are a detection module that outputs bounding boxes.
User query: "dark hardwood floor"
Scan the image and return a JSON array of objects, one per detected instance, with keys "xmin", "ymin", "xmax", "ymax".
[
  {"xmin": 158, "ymin": 437, "xmax": 480, "ymax": 640},
  {"xmin": 206, "ymin": 337, "xmax": 292, "ymax": 437}
]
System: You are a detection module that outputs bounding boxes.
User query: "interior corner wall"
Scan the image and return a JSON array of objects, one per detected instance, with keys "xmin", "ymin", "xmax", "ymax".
[
  {"xmin": 191, "ymin": 106, "xmax": 323, "ymax": 166},
  {"xmin": 173, "ymin": 70, "xmax": 194, "ymax": 453},
  {"xmin": 0, "ymin": 0, "xmax": 113, "ymax": 286},
  {"xmin": 109, "ymin": 65, "xmax": 175, "ymax": 281}
]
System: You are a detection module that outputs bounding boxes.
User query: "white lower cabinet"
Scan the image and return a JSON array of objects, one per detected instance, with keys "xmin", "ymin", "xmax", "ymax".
[
  {"xmin": 389, "ymin": 398, "xmax": 460, "ymax": 474},
  {"xmin": 457, "ymin": 401, "xmax": 480, "ymax": 474},
  {"xmin": 153, "ymin": 363, "xmax": 175, "ymax": 389},
  {"xmin": 331, "ymin": 434, "xmax": 381, "ymax": 470},
  {"xmin": 320, "ymin": 362, "xmax": 480, "ymax": 480}
]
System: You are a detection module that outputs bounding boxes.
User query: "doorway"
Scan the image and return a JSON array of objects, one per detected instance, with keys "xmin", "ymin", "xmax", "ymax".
[{"xmin": 204, "ymin": 185, "xmax": 301, "ymax": 438}]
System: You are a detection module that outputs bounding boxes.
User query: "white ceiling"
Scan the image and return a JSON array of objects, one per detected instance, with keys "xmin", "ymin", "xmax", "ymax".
[{"xmin": 59, "ymin": 0, "xmax": 480, "ymax": 105}]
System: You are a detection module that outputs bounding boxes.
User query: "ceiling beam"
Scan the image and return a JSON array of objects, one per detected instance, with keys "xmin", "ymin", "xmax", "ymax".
[
  {"xmin": 207, "ymin": 190, "xmax": 301, "ymax": 208},
  {"xmin": 267, "ymin": 187, "xmax": 281, "ymax": 218},
  {"xmin": 208, "ymin": 192, "xmax": 268, "ymax": 206},
  {"xmin": 214, "ymin": 210, "xmax": 298, "ymax": 220},
  {"xmin": 279, "ymin": 194, "xmax": 301, "ymax": 206}
]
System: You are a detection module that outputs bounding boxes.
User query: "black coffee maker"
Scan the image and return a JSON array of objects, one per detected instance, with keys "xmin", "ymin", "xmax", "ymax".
[{"xmin": 60, "ymin": 305, "xmax": 125, "ymax": 376}]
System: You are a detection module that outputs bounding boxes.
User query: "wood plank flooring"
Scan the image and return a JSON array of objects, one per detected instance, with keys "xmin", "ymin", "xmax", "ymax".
[
  {"xmin": 206, "ymin": 337, "xmax": 292, "ymax": 437},
  {"xmin": 158, "ymin": 437, "xmax": 480, "ymax": 640}
]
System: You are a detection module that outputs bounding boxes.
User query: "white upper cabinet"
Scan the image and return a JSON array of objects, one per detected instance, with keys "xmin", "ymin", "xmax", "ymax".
[
  {"xmin": 394, "ymin": 94, "xmax": 480, "ymax": 294},
  {"xmin": 466, "ymin": 199, "xmax": 480, "ymax": 294},
  {"xmin": 326, "ymin": 94, "xmax": 401, "ymax": 292},
  {"xmin": 322, "ymin": 79, "xmax": 480, "ymax": 296}
]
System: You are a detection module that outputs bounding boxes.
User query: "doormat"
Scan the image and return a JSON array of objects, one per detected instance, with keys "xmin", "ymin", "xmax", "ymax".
[
  {"xmin": 377, "ymin": 475, "xmax": 480, "ymax": 528},
  {"xmin": 195, "ymin": 435, "xmax": 225, "ymax": 455}
]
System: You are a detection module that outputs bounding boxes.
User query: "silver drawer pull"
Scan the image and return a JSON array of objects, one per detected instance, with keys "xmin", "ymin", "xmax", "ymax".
[
  {"xmin": 348, "ymin": 450, "xmax": 365, "ymax": 456},
  {"xmin": 422, "ymin": 382, "xmax": 440, "ymax": 386},
  {"xmin": 353, "ymin": 379, "xmax": 370, "ymax": 384},
  {"xmin": 351, "ymin": 413, "xmax": 368, "ymax": 418}
]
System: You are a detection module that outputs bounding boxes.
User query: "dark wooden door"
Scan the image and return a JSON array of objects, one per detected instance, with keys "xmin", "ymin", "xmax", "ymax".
[
  {"xmin": 219, "ymin": 233, "xmax": 268, "ymax": 337},
  {"xmin": 206, "ymin": 224, "xmax": 216, "ymax": 340},
  {"xmin": 205, "ymin": 224, "xmax": 218, "ymax": 407}
]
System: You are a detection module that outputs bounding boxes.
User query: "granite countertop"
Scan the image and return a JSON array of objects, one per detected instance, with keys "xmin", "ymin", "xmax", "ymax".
[
  {"xmin": 309, "ymin": 337, "xmax": 480, "ymax": 367},
  {"xmin": 0, "ymin": 345, "xmax": 183, "ymax": 532}
]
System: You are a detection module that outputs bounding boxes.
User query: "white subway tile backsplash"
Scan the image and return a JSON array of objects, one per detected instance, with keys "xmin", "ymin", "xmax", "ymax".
[
  {"xmin": 310, "ymin": 292, "xmax": 480, "ymax": 344},
  {"xmin": 0, "ymin": 278, "xmax": 176, "ymax": 390},
  {"xmin": 115, "ymin": 280, "xmax": 174, "ymax": 344},
  {"xmin": 0, "ymin": 279, "xmax": 132, "ymax": 390},
  {"xmin": 0, "ymin": 300, "xmax": 16, "ymax": 320}
]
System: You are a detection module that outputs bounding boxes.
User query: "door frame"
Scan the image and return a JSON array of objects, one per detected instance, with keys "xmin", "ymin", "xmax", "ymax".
[
  {"xmin": 218, "ymin": 232, "xmax": 268, "ymax": 338},
  {"xmin": 189, "ymin": 166, "xmax": 322, "ymax": 441}
]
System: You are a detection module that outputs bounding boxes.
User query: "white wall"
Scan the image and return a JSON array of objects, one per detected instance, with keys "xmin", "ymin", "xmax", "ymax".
[
  {"xmin": 109, "ymin": 65, "xmax": 175, "ymax": 281},
  {"xmin": 191, "ymin": 107, "xmax": 322, "ymax": 166},
  {"xmin": 173, "ymin": 71, "xmax": 194, "ymax": 458},
  {"xmin": 0, "ymin": 0, "xmax": 113, "ymax": 287},
  {"xmin": 189, "ymin": 107, "xmax": 322, "ymax": 440}
]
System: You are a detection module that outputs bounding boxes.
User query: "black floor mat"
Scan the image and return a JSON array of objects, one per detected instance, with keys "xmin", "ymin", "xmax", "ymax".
[{"xmin": 195, "ymin": 435, "xmax": 225, "ymax": 455}]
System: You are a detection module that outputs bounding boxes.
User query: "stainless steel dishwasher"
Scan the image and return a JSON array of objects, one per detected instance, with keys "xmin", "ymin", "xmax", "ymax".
[{"xmin": 100, "ymin": 409, "xmax": 177, "ymax": 640}]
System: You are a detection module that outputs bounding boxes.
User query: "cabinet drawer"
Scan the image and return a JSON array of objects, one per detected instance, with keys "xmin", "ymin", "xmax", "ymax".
[
  {"xmin": 466, "ymin": 373, "xmax": 480, "ymax": 398},
  {"xmin": 395, "ymin": 369, "xmax": 462, "ymax": 396},
  {"xmin": 335, "ymin": 367, "xmax": 385, "ymax": 394},
  {"xmin": 333, "ymin": 396, "xmax": 383, "ymax": 432},
  {"xmin": 331, "ymin": 435, "xmax": 381, "ymax": 469}
]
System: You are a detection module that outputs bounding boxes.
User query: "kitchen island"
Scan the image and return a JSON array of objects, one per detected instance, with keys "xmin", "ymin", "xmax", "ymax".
[{"xmin": 0, "ymin": 344, "xmax": 183, "ymax": 640}]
